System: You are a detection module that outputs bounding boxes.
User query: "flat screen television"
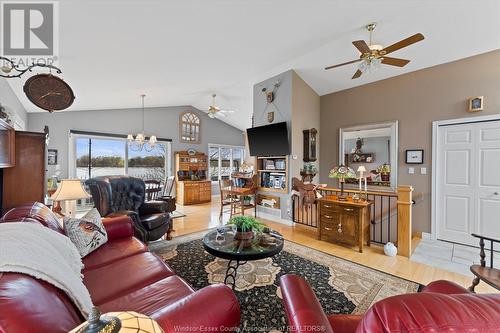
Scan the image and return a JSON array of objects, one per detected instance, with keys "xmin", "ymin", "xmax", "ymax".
[{"xmin": 246, "ymin": 122, "xmax": 290, "ymax": 156}]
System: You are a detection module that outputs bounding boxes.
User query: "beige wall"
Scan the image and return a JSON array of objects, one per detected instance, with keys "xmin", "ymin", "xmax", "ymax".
[
  {"xmin": 320, "ymin": 49, "xmax": 500, "ymax": 234},
  {"xmin": 291, "ymin": 71, "xmax": 321, "ymax": 181}
]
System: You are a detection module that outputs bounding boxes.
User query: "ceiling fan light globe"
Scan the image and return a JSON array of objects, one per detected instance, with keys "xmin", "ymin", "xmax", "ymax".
[
  {"xmin": 358, "ymin": 61, "xmax": 369, "ymax": 73},
  {"xmin": 372, "ymin": 57, "xmax": 382, "ymax": 69},
  {"xmin": 149, "ymin": 135, "xmax": 157, "ymax": 145},
  {"xmin": 127, "ymin": 134, "xmax": 134, "ymax": 141}
]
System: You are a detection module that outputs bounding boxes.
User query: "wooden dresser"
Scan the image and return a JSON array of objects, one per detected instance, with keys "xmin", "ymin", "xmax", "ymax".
[
  {"xmin": 318, "ymin": 196, "xmax": 371, "ymax": 252},
  {"xmin": 175, "ymin": 151, "xmax": 211, "ymax": 205}
]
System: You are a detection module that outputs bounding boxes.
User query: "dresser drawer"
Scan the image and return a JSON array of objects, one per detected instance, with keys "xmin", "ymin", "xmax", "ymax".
[{"xmin": 320, "ymin": 202, "xmax": 340, "ymax": 214}]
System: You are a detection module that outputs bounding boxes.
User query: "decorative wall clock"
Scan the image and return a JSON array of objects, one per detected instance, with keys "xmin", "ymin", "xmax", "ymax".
[{"xmin": 23, "ymin": 74, "xmax": 75, "ymax": 112}]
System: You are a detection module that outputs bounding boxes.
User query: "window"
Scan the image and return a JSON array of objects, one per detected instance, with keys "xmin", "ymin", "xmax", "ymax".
[
  {"xmin": 71, "ymin": 133, "xmax": 171, "ymax": 183},
  {"xmin": 76, "ymin": 137, "xmax": 126, "ymax": 179},
  {"xmin": 180, "ymin": 112, "xmax": 201, "ymax": 143},
  {"xmin": 209, "ymin": 144, "xmax": 245, "ymax": 181}
]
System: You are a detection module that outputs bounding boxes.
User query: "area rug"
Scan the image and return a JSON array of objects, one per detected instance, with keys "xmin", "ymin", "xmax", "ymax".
[
  {"xmin": 169, "ymin": 210, "xmax": 186, "ymax": 219},
  {"xmin": 149, "ymin": 230, "xmax": 422, "ymax": 332}
]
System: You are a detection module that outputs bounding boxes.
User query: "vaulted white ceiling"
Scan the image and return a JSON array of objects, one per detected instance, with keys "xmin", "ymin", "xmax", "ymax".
[{"xmin": 7, "ymin": 0, "xmax": 500, "ymax": 130}]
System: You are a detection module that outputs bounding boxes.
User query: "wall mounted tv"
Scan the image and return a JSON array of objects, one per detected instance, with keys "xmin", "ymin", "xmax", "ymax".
[{"xmin": 246, "ymin": 122, "xmax": 290, "ymax": 156}]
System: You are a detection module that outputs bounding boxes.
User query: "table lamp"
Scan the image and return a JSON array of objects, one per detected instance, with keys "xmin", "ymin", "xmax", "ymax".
[
  {"xmin": 50, "ymin": 179, "xmax": 91, "ymax": 217},
  {"xmin": 356, "ymin": 166, "xmax": 367, "ymax": 201},
  {"xmin": 69, "ymin": 307, "xmax": 163, "ymax": 333},
  {"xmin": 328, "ymin": 165, "xmax": 355, "ymax": 200}
]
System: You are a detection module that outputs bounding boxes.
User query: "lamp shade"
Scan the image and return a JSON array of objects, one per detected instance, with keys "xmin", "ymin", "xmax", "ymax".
[
  {"xmin": 50, "ymin": 179, "xmax": 91, "ymax": 201},
  {"xmin": 357, "ymin": 166, "xmax": 367, "ymax": 173},
  {"xmin": 69, "ymin": 311, "xmax": 163, "ymax": 333}
]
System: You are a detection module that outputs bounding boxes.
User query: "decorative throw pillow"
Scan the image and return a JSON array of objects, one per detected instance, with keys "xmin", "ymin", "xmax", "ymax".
[{"xmin": 64, "ymin": 208, "xmax": 108, "ymax": 258}]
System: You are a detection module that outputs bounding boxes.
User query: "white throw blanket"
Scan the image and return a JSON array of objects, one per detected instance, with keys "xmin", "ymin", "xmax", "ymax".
[{"xmin": 0, "ymin": 222, "xmax": 93, "ymax": 316}]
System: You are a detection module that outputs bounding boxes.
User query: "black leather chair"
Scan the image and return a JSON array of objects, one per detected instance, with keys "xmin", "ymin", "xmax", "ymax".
[{"xmin": 85, "ymin": 176, "xmax": 172, "ymax": 242}]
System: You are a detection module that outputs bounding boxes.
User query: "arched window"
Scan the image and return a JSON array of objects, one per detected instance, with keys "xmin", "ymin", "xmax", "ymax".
[{"xmin": 179, "ymin": 112, "xmax": 201, "ymax": 143}]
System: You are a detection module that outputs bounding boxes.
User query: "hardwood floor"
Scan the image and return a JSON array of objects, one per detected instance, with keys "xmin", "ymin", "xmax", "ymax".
[{"xmin": 169, "ymin": 197, "xmax": 498, "ymax": 293}]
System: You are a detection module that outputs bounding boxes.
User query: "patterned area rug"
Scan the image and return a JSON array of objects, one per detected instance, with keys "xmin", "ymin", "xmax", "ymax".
[{"xmin": 149, "ymin": 230, "xmax": 421, "ymax": 332}]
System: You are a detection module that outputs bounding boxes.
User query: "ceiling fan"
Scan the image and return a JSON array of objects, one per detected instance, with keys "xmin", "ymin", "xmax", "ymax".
[
  {"xmin": 325, "ymin": 23, "xmax": 425, "ymax": 79},
  {"xmin": 207, "ymin": 94, "xmax": 235, "ymax": 119}
]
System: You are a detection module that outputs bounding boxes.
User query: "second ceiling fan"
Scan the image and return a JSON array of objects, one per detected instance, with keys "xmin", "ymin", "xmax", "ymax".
[
  {"xmin": 206, "ymin": 94, "xmax": 235, "ymax": 119},
  {"xmin": 325, "ymin": 23, "xmax": 425, "ymax": 79}
]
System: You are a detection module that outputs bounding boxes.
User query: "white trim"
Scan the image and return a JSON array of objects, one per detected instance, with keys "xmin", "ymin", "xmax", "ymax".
[
  {"xmin": 421, "ymin": 232, "xmax": 432, "ymax": 240},
  {"xmin": 431, "ymin": 113, "xmax": 500, "ymax": 241},
  {"xmin": 257, "ymin": 211, "xmax": 294, "ymax": 226},
  {"xmin": 339, "ymin": 120, "xmax": 398, "ymax": 192}
]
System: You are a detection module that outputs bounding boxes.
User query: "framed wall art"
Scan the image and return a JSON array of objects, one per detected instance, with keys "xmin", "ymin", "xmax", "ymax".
[
  {"xmin": 48, "ymin": 149, "xmax": 58, "ymax": 165},
  {"xmin": 405, "ymin": 149, "xmax": 424, "ymax": 164}
]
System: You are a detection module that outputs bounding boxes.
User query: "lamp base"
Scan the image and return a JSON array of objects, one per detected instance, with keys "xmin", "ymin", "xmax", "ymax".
[{"xmin": 74, "ymin": 307, "xmax": 121, "ymax": 333}]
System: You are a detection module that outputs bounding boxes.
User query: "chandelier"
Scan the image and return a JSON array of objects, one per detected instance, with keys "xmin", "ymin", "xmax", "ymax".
[{"xmin": 127, "ymin": 94, "xmax": 157, "ymax": 152}]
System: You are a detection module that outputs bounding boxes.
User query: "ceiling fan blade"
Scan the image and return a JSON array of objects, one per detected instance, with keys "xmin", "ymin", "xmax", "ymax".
[
  {"xmin": 382, "ymin": 33, "xmax": 424, "ymax": 55},
  {"xmin": 352, "ymin": 69, "xmax": 362, "ymax": 79},
  {"xmin": 352, "ymin": 40, "xmax": 371, "ymax": 54},
  {"xmin": 381, "ymin": 57, "xmax": 410, "ymax": 67},
  {"xmin": 325, "ymin": 59, "xmax": 362, "ymax": 70}
]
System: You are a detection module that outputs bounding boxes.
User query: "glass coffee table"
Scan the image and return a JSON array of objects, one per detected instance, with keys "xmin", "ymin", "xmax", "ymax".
[{"xmin": 202, "ymin": 227, "xmax": 284, "ymax": 290}]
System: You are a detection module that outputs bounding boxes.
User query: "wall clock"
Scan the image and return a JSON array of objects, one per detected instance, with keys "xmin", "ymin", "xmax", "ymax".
[{"xmin": 23, "ymin": 74, "xmax": 75, "ymax": 112}]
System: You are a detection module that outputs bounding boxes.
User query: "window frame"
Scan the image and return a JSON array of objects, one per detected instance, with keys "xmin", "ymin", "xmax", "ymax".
[
  {"xmin": 69, "ymin": 132, "xmax": 172, "ymax": 180},
  {"xmin": 208, "ymin": 143, "xmax": 246, "ymax": 182},
  {"xmin": 179, "ymin": 111, "xmax": 201, "ymax": 144}
]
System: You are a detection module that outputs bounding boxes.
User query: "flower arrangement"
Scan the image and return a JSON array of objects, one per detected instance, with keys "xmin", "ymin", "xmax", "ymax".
[{"xmin": 376, "ymin": 163, "xmax": 391, "ymax": 175}]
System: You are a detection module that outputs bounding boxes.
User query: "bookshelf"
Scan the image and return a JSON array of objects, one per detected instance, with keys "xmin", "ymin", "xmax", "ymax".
[{"xmin": 256, "ymin": 156, "xmax": 288, "ymax": 193}]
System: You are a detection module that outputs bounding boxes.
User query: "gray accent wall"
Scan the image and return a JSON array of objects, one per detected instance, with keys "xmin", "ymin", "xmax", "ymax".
[
  {"xmin": 27, "ymin": 106, "xmax": 244, "ymax": 179},
  {"xmin": 252, "ymin": 70, "xmax": 320, "ymax": 219}
]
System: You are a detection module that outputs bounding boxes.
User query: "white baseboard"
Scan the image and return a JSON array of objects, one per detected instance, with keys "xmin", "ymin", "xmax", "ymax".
[
  {"xmin": 257, "ymin": 211, "xmax": 293, "ymax": 226},
  {"xmin": 421, "ymin": 232, "xmax": 432, "ymax": 240}
]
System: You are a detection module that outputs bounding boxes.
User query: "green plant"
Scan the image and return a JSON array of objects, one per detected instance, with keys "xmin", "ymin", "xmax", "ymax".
[
  {"xmin": 301, "ymin": 162, "xmax": 317, "ymax": 174},
  {"xmin": 376, "ymin": 163, "xmax": 391, "ymax": 175},
  {"xmin": 227, "ymin": 216, "xmax": 266, "ymax": 232}
]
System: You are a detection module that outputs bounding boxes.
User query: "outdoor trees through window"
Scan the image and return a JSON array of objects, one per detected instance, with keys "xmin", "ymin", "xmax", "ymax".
[{"xmin": 74, "ymin": 136, "xmax": 170, "ymax": 184}]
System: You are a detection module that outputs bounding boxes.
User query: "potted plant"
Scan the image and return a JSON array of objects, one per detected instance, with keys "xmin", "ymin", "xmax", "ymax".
[
  {"xmin": 227, "ymin": 215, "xmax": 266, "ymax": 241},
  {"xmin": 377, "ymin": 164, "xmax": 391, "ymax": 182},
  {"xmin": 300, "ymin": 162, "xmax": 317, "ymax": 182},
  {"xmin": 242, "ymin": 195, "xmax": 252, "ymax": 206}
]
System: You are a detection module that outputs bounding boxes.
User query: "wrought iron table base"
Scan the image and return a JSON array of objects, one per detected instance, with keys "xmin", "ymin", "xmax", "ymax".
[{"xmin": 224, "ymin": 260, "xmax": 247, "ymax": 290}]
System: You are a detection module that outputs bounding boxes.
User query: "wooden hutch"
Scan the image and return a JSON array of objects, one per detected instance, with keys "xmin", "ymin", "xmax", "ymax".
[{"xmin": 175, "ymin": 151, "xmax": 211, "ymax": 205}]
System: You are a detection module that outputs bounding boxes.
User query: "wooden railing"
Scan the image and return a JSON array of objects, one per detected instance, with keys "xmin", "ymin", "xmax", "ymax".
[{"xmin": 292, "ymin": 185, "xmax": 414, "ymax": 257}]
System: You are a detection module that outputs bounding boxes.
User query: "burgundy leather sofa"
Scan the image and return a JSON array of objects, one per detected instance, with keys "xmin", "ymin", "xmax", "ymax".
[
  {"xmin": 280, "ymin": 274, "xmax": 500, "ymax": 333},
  {"xmin": 0, "ymin": 202, "xmax": 240, "ymax": 333}
]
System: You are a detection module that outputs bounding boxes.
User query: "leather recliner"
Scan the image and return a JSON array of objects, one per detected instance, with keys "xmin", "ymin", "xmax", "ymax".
[{"xmin": 86, "ymin": 176, "xmax": 172, "ymax": 242}]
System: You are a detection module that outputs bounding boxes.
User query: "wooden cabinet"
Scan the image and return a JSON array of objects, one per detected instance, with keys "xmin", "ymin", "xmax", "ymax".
[
  {"xmin": 177, "ymin": 180, "xmax": 211, "ymax": 205},
  {"xmin": 175, "ymin": 151, "xmax": 211, "ymax": 205},
  {"xmin": 2, "ymin": 131, "xmax": 46, "ymax": 213},
  {"xmin": 318, "ymin": 197, "xmax": 371, "ymax": 253}
]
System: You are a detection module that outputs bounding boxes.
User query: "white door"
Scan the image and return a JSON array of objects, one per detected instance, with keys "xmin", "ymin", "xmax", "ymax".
[{"xmin": 437, "ymin": 120, "xmax": 500, "ymax": 246}]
